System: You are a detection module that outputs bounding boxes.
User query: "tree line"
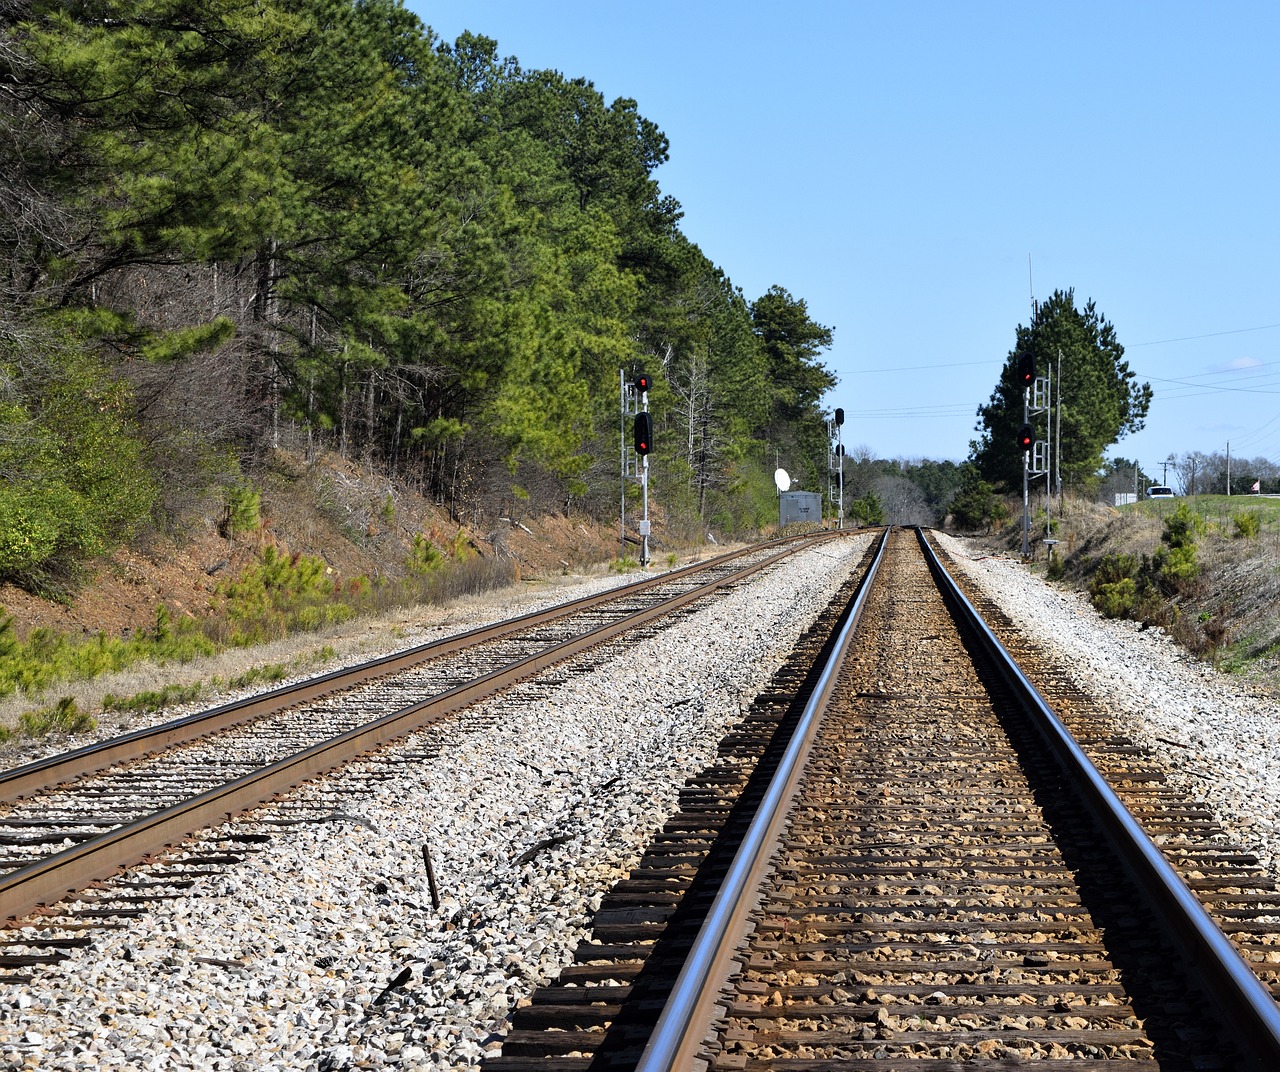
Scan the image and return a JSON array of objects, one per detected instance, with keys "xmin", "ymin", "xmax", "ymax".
[{"xmin": 1, "ymin": 0, "xmax": 836, "ymax": 589}]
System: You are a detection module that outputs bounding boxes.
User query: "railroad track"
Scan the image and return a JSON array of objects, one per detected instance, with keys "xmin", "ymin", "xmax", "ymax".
[
  {"xmin": 0, "ymin": 533, "xmax": 843, "ymax": 930},
  {"xmin": 490, "ymin": 528, "xmax": 1280, "ymax": 1071}
]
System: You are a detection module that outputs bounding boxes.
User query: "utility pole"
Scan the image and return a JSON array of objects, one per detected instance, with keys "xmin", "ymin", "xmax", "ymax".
[{"xmin": 1054, "ymin": 347, "xmax": 1062, "ymax": 501}]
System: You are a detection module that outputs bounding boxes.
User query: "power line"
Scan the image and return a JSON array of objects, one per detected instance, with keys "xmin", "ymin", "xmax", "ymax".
[{"xmin": 1130, "ymin": 322, "xmax": 1280, "ymax": 347}]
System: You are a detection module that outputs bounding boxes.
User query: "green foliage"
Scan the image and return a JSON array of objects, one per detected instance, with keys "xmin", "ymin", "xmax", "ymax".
[
  {"xmin": 223, "ymin": 481, "xmax": 262, "ymax": 536},
  {"xmin": 1088, "ymin": 503, "xmax": 1203, "ymax": 623},
  {"xmin": 19, "ymin": 697, "xmax": 96, "ymax": 738},
  {"xmin": 1150, "ymin": 502, "xmax": 1200, "ymax": 595},
  {"xmin": 1233, "ymin": 511, "xmax": 1262, "ymax": 539},
  {"xmin": 749, "ymin": 286, "xmax": 836, "ymax": 488},
  {"xmin": 407, "ymin": 533, "xmax": 446, "ymax": 575},
  {"xmin": 3, "ymin": 0, "xmax": 848, "ymax": 552},
  {"xmin": 227, "ymin": 663, "xmax": 290, "ymax": 689},
  {"xmin": 1161, "ymin": 501, "xmax": 1203, "ymax": 548},
  {"xmin": 215, "ymin": 546, "xmax": 353, "ymax": 645},
  {"xmin": 1089, "ymin": 554, "xmax": 1141, "ymax": 618},
  {"xmin": 0, "ymin": 331, "xmax": 157, "ymax": 588},
  {"xmin": 947, "ymin": 464, "xmax": 1008, "ymax": 531},
  {"xmin": 849, "ymin": 491, "xmax": 885, "ymax": 527},
  {"xmin": 103, "ymin": 683, "xmax": 204, "ymax": 713},
  {"xmin": 1093, "ymin": 575, "xmax": 1138, "ymax": 619},
  {"xmin": 0, "ymin": 605, "xmax": 214, "ymax": 699}
]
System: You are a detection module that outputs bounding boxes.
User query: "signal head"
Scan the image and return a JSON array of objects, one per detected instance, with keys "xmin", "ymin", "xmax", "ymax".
[
  {"xmin": 1017, "ymin": 423, "xmax": 1034, "ymax": 452},
  {"xmin": 634, "ymin": 412, "xmax": 653, "ymax": 456},
  {"xmin": 1016, "ymin": 352, "xmax": 1036, "ymax": 388},
  {"xmin": 634, "ymin": 372, "xmax": 651, "ymax": 394}
]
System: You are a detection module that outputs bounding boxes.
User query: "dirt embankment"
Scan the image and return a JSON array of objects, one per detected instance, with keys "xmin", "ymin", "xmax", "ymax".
[
  {"xmin": 987, "ymin": 497, "xmax": 1280, "ymax": 688},
  {"xmin": 0, "ymin": 450, "xmax": 626, "ymax": 641}
]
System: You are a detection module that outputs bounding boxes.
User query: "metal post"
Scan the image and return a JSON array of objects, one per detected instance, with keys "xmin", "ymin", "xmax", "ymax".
[
  {"xmin": 619, "ymin": 370, "xmax": 627, "ymax": 559},
  {"xmin": 639, "ymin": 381, "xmax": 651, "ymax": 567},
  {"xmin": 640, "ymin": 456, "xmax": 650, "ymax": 566},
  {"xmin": 1021, "ymin": 385, "xmax": 1031, "ymax": 558},
  {"xmin": 1045, "ymin": 370, "xmax": 1052, "ymax": 542},
  {"xmin": 1055, "ymin": 347, "xmax": 1062, "ymax": 500}
]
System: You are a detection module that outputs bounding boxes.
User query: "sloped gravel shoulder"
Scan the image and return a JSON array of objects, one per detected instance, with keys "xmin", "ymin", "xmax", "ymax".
[
  {"xmin": 0, "ymin": 536, "xmax": 868, "ymax": 1071},
  {"xmin": 935, "ymin": 532, "xmax": 1280, "ymax": 877}
]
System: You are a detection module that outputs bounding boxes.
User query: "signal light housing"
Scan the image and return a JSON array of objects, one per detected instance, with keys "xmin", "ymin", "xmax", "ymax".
[
  {"xmin": 1017, "ymin": 424, "xmax": 1034, "ymax": 452},
  {"xmin": 634, "ymin": 412, "xmax": 653, "ymax": 456},
  {"xmin": 834, "ymin": 407, "xmax": 845, "ymax": 427},
  {"xmin": 634, "ymin": 372, "xmax": 651, "ymax": 394},
  {"xmin": 1016, "ymin": 352, "xmax": 1035, "ymax": 388}
]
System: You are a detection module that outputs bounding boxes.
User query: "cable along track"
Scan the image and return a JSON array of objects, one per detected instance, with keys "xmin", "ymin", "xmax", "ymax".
[
  {"xmin": 489, "ymin": 528, "xmax": 1280, "ymax": 1071},
  {"xmin": 0, "ymin": 533, "xmax": 843, "ymax": 927}
]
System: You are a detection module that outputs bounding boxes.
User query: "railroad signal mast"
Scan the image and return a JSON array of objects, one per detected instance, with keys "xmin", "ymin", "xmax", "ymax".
[
  {"xmin": 828, "ymin": 407, "xmax": 845, "ymax": 529},
  {"xmin": 620, "ymin": 370, "xmax": 653, "ymax": 567},
  {"xmin": 1017, "ymin": 352, "xmax": 1052, "ymax": 558}
]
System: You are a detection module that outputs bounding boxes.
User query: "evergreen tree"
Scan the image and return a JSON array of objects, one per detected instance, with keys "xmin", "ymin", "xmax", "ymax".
[
  {"xmin": 750, "ymin": 285, "xmax": 835, "ymax": 488},
  {"xmin": 970, "ymin": 289, "xmax": 1150, "ymax": 492}
]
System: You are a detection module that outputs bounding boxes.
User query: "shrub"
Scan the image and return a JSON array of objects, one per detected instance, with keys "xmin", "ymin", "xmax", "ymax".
[
  {"xmin": 102, "ymin": 683, "xmax": 204, "ymax": 713},
  {"xmin": 407, "ymin": 533, "xmax": 445, "ymax": 575},
  {"xmin": 1153, "ymin": 543, "xmax": 1199, "ymax": 593},
  {"xmin": 215, "ymin": 546, "xmax": 354, "ymax": 644},
  {"xmin": 222, "ymin": 481, "xmax": 262, "ymax": 536},
  {"xmin": 850, "ymin": 491, "xmax": 885, "ymax": 527},
  {"xmin": 0, "ymin": 333, "xmax": 156, "ymax": 589},
  {"xmin": 1093, "ymin": 576, "xmax": 1137, "ymax": 619},
  {"xmin": 1233, "ymin": 511, "xmax": 1262, "ymax": 539},
  {"xmin": 1090, "ymin": 554, "xmax": 1140, "ymax": 618},
  {"xmin": 19, "ymin": 697, "xmax": 96, "ymax": 737}
]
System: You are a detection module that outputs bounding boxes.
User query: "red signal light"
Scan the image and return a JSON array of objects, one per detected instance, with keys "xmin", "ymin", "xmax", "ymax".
[{"xmin": 634, "ymin": 412, "xmax": 653, "ymax": 456}]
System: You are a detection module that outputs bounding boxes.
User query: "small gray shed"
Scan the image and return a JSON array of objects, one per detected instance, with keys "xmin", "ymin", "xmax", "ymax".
[{"xmin": 779, "ymin": 490, "xmax": 822, "ymax": 526}]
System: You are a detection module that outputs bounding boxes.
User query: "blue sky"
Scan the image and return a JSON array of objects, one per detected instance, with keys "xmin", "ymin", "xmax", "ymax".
[{"xmin": 408, "ymin": 1, "xmax": 1280, "ymax": 472}]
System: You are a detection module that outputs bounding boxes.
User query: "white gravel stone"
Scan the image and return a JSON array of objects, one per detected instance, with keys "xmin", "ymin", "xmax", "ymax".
[{"xmin": 1, "ymin": 537, "xmax": 869, "ymax": 1070}]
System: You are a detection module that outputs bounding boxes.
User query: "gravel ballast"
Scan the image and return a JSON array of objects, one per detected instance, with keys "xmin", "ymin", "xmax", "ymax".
[
  {"xmin": 8, "ymin": 530, "xmax": 1279, "ymax": 1071},
  {"xmin": 1, "ymin": 537, "xmax": 868, "ymax": 1070}
]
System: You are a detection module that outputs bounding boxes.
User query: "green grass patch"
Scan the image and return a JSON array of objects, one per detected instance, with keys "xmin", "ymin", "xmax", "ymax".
[
  {"xmin": 18, "ymin": 697, "xmax": 95, "ymax": 738},
  {"xmin": 1130, "ymin": 494, "xmax": 1280, "ymax": 530},
  {"xmin": 0, "ymin": 605, "xmax": 215, "ymax": 700},
  {"xmin": 102, "ymin": 682, "xmax": 205, "ymax": 713},
  {"xmin": 227, "ymin": 662, "xmax": 290, "ymax": 689}
]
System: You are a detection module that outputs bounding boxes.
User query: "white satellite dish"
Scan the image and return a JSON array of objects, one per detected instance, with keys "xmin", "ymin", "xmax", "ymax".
[{"xmin": 774, "ymin": 468, "xmax": 791, "ymax": 492}]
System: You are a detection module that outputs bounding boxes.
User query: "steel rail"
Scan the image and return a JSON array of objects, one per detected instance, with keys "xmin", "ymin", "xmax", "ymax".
[
  {"xmin": 1, "ymin": 535, "xmax": 845, "ymax": 925},
  {"xmin": 634, "ymin": 528, "xmax": 889, "ymax": 1072},
  {"xmin": 0, "ymin": 533, "xmax": 840, "ymax": 806},
  {"xmin": 917, "ymin": 528, "xmax": 1280, "ymax": 1070}
]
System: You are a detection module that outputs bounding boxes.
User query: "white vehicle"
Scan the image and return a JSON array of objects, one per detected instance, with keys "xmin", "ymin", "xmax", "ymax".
[{"xmin": 1146, "ymin": 485, "xmax": 1175, "ymax": 499}]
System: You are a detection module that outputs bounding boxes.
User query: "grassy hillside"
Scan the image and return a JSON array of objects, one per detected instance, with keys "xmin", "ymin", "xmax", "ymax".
[{"xmin": 1003, "ymin": 494, "xmax": 1280, "ymax": 688}]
